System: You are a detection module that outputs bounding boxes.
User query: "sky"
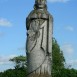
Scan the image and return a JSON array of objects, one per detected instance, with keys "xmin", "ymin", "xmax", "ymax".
[{"xmin": 0, "ymin": 0, "xmax": 77, "ymax": 72}]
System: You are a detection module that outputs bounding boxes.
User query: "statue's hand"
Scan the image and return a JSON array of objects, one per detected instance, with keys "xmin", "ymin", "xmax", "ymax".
[{"xmin": 27, "ymin": 30, "xmax": 35, "ymax": 36}]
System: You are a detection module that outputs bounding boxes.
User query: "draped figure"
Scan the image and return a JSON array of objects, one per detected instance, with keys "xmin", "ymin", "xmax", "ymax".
[{"xmin": 26, "ymin": 0, "xmax": 53, "ymax": 77}]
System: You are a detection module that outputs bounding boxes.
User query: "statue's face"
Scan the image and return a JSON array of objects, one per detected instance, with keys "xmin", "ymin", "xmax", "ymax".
[{"xmin": 35, "ymin": 0, "xmax": 46, "ymax": 5}]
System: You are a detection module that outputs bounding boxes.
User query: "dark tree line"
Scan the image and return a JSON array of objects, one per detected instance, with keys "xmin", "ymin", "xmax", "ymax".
[{"xmin": 0, "ymin": 38, "xmax": 77, "ymax": 77}]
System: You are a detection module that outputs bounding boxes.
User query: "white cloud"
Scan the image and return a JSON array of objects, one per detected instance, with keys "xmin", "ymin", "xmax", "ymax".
[
  {"xmin": 69, "ymin": 60, "xmax": 77, "ymax": 65},
  {"xmin": 47, "ymin": 0, "xmax": 70, "ymax": 3},
  {"xmin": 0, "ymin": 55, "xmax": 16, "ymax": 65},
  {"xmin": 65, "ymin": 26, "xmax": 74, "ymax": 32},
  {"xmin": 66, "ymin": 60, "xmax": 77, "ymax": 69},
  {"xmin": 0, "ymin": 18, "xmax": 12, "ymax": 27},
  {"xmin": 61, "ymin": 43, "xmax": 74, "ymax": 54}
]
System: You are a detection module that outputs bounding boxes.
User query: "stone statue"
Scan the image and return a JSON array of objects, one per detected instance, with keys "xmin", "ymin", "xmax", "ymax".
[{"xmin": 26, "ymin": 0, "xmax": 53, "ymax": 77}]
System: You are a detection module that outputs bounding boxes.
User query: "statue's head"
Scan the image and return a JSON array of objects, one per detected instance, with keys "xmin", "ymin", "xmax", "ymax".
[
  {"xmin": 34, "ymin": 0, "xmax": 47, "ymax": 9},
  {"xmin": 35, "ymin": 0, "xmax": 46, "ymax": 5}
]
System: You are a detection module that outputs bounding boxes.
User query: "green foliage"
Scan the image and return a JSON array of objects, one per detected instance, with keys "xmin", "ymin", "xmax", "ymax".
[
  {"xmin": 0, "ymin": 55, "xmax": 27, "ymax": 77},
  {"xmin": 10, "ymin": 55, "xmax": 27, "ymax": 69},
  {"xmin": 52, "ymin": 38, "xmax": 65, "ymax": 73},
  {"xmin": 52, "ymin": 38, "xmax": 77, "ymax": 77},
  {"xmin": 0, "ymin": 38, "xmax": 77, "ymax": 77},
  {"xmin": 0, "ymin": 68, "xmax": 27, "ymax": 77},
  {"xmin": 10, "ymin": 55, "xmax": 26, "ymax": 62}
]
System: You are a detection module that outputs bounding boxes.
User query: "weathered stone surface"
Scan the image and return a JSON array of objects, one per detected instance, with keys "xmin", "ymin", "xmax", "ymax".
[{"xmin": 26, "ymin": 0, "xmax": 53, "ymax": 77}]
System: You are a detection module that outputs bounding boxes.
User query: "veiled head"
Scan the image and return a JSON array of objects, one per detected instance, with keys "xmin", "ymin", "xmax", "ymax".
[{"xmin": 35, "ymin": 0, "xmax": 46, "ymax": 5}]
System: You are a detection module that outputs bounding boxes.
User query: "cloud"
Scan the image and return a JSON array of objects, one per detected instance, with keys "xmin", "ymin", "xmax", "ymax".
[
  {"xmin": 0, "ymin": 55, "xmax": 16, "ymax": 65},
  {"xmin": 61, "ymin": 43, "xmax": 74, "ymax": 54},
  {"xmin": 65, "ymin": 26, "xmax": 74, "ymax": 32},
  {"xmin": 47, "ymin": 0, "xmax": 70, "ymax": 3},
  {"xmin": 65, "ymin": 60, "xmax": 77, "ymax": 69},
  {"xmin": 0, "ymin": 18, "xmax": 12, "ymax": 27},
  {"xmin": 69, "ymin": 60, "xmax": 77, "ymax": 65}
]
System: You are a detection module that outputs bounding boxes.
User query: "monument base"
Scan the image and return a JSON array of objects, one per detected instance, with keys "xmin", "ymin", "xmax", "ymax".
[{"xmin": 27, "ymin": 73, "xmax": 51, "ymax": 77}]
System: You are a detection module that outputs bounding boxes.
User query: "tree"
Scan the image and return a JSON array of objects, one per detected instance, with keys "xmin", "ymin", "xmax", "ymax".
[
  {"xmin": 52, "ymin": 38, "xmax": 65, "ymax": 77},
  {"xmin": 1, "ymin": 38, "xmax": 77, "ymax": 77},
  {"xmin": 9, "ymin": 38, "xmax": 65, "ymax": 77},
  {"xmin": 9, "ymin": 55, "xmax": 27, "ymax": 77},
  {"xmin": 10, "ymin": 55, "xmax": 27, "ymax": 69}
]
